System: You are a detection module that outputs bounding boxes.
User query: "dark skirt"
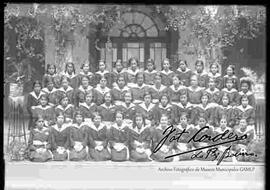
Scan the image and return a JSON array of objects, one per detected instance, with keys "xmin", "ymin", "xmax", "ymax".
[
  {"xmin": 111, "ymin": 147, "xmax": 128, "ymax": 162},
  {"xmin": 69, "ymin": 148, "xmax": 88, "ymax": 161},
  {"xmin": 129, "ymin": 149, "xmax": 151, "ymax": 162},
  {"xmin": 52, "ymin": 150, "xmax": 68, "ymax": 161},
  {"xmin": 28, "ymin": 150, "xmax": 52, "ymax": 162},
  {"xmin": 88, "ymin": 148, "xmax": 111, "ymax": 161}
]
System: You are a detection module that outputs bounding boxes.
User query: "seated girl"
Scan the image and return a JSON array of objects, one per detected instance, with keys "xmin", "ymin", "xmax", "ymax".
[
  {"xmin": 112, "ymin": 59, "xmax": 127, "ymax": 87},
  {"xmin": 149, "ymin": 73, "xmax": 168, "ymax": 104},
  {"xmin": 97, "ymin": 92, "xmax": 116, "ymax": 127},
  {"xmin": 77, "ymin": 61, "xmax": 95, "ymax": 87},
  {"xmin": 108, "ymin": 111, "xmax": 130, "ymax": 162},
  {"xmin": 144, "ymin": 58, "xmax": 157, "ymax": 85},
  {"xmin": 61, "ymin": 62, "xmax": 78, "ymax": 89},
  {"xmin": 55, "ymin": 95, "xmax": 75, "ymax": 123},
  {"xmin": 86, "ymin": 113, "xmax": 111, "ymax": 161},
  {"xmin": 27, "ymin": 116, "xmax": 52, "ymax": 162},
  {"xmin": 69, "ymin": 111, "xmax": 88, "ymax": 161},
  {"xmin": 193, "ymin": 60, "xmax": 208, "ymax": 88},
  {"xmin": 223, "ymin": 65, "xmax": 239, "ymax": 90},
  {"xmin": 31, "ymin": 94, "xmax": 55, "ymax": 127},
  {"xmin": 204, "ymin": 77, "xmax": 221, "ymax": 104},
  {"xmin": 208, "ymin": 63, "xmax": 223, "ymax": 90},
  {"xmin": 74, "ymin": 76, "xmax": 93, "ymax": 107},
  {"xmin": 57, "ymin": 76, "xmax": 75, "ymax": 105},
  {"xmin": 128, "ymin": 113, "xmax": 152, "ymax": 162},
  {"xmin": 50, "ymin": 112, "xmax": 70, "ymax": 161},
  {"xmin": 187, "ymin": 74, "xmax": 204, "ymax": 105},
  {"xmin": 175, "ymin": 93, "xmax": 194, "ymax": 124},
  {"xmin": 93, "ymin": 76, "xmax": 111, "ymax": 106},
  {"xmin": 42, "ymin": 78, "xmax": 59, "ymax": 107},
  {"xmin": 42, "ymin": 64, "xmax": 60, "ymax": 88},
  {"xmin": 221, "ymin": 78, "xmax": 238, "ymax": 106},
  {"xmin": 136, "ymin": 91, "xmax": 156, "ymax": 126},
  {"xmin": 237, "ymin": 78, "xmax": 256, "ymax": 107},
  {"xmin": 128, "ymin": 72, "xmax": 149, "ymax": 105},
  {"xmin": 78, "ymin": 91, "xmax": 98, "ymax": 123},
  {"xmin": 167, "ymin": 74, "xmax": 186, "ymax": 105},
  {"xmin": 95, "ymin": 59, "xmax": 112, "ymax": 88},
  {"xmin": 234, "ymin": 95, "xmax": 255, "ymax": 126},
  {"xmin": 111, "ymin": 75, "xmax": 130, "ymax": 106},
  {"xmin": 151, "ymin": 114, "xmax": 174, "ymax": 162}
]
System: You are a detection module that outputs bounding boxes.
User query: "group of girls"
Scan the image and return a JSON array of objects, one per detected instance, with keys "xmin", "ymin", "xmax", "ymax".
[{"xmin": 26, "ymin": 57, "xmax": 259, "ymax": 162}]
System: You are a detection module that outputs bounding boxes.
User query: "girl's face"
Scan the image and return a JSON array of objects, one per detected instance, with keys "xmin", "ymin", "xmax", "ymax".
[
  {"xmin": 179, "ymin": 61, "xmax": 187, "ymax": 70},
  {"xmin": 222, "ymin": 96, "xmax": 229, "ymax": 106},
  {"xmin": 36, "ymin": 119, "xmax": 44, "ymax": 128},
  {"xmin": 61, "ymin": 97, "xmax": 69, "ymax": 107},
  {"xmin": 160, "ymin": 116, "xmax": 168, "ymax": 127},
  {"xmin": 83, "ymin": 64, "xmax": 90, "ymax": 73},
  {"xmin": 100, "ymin": 78, "xmax": 107, "ymax": 87},
  {"xmin": 131, "ymin": 60, "xmax": 138, "ymax": 69},
  {"xmin": 161, "ymin": 96, "xmax": 168, "ymax": 106},
  {"xmin": 180, "ymin": 116, "xmax": 188, "ymax": 125},
  {"xmin": 201, "ymin": 95, "xmax": 208, "ymax": 104},
  {"xmin": 34, "ymin": 84, "xmax": 41, "ymax": 93},
  {"xmin": 210, "ymin": 64, "xmax": 218, "ymax": 74},
  {"xmin": 198, "ymin": 118, "xmax": 206, "ymax": 127},
  {"xmin": 115, "ymin": 62, "xmax": 123, "ymax": 71},
  {"xmin": 155, "ymin": 76, "xmax": 161, "ymax": 85},
  {"xmin": 226, "ymin": 81, "xmax": 233, "ymax": 89},
  {"xmin": 62, "ymin": 80, "xmax": 69, "ymax": 88},
  {"xmin": 163, "ymin": 60, "xmax": 170, "ymax": 70},
  {"xmin": 195, "ymin": 63, "xmax": 203, "ymax": 73},
  {"xmin": 135, "ymin": 116, "xmax": 143, "ymax": 126},
  {"xmin": 48, "ymin": 65, "xmax": 55, "ymax": 75},
  {"xmin": 124, "ymin": 93, "xmax": 132, "ymax": 103},
  {"xmin": 208, "ymin": 79, "xmax": 215, "ymax": 89},
  {"xmin": 220, "ymin": 119, "xmax": 227, "ymax": 128},
  {"xmin": 40, "ymin": 97, "xmax": 48, "ymax": 106},
  {"xmin": 94, "ymin": 115, "xmax": 101, "ymax": 125},
  {"xmin": 57, "ymin": 115, "xmax": 64, "ymax": 125},
  {"xmin": 180, "ymin": 95, "xmax": 187, "ymax": 104},
  {"xmin": 75, "ymin": 114, "xmax": 83, "ymax": 124},
  {"xmin": 137, "ymin": 74, "xmax": 144, "ymax": 85},
  {"xmin": 85, "ymin": 94, "xmax": 93, "ymax": 104},
  {"xmin": 173, "ymin": 76, "xmax": 180, "ymax": 85},
  {"xmin": 241, "ymin": 98, "xmax": 249, "ymax": 107},
  {"xmin": 227, "ymin": 67, "xmax": 233, "ymax": 76},
  {"xmin": 117, "ymin": 77, "xmax": 125, "ymax": 87},
  {"xmin": 241, "ymin": 83, "xmax": 249, "ymax": 93},
  {"xmin": 115, "ymin": 113, "xmax": 123, "ymax": 124},
  {"xmin": 104, "ymin": 93, "xmax": 112, "ymax": 103},
  {"xmin": 239, "ymin": 119, "xmax": 247, "ymax": 128},
  {"xmin": 81, "ymin": 77, "xmax": 89, "ymax": 87},
  {"xmin": 47, "ymin": 82, "xmax": 54, "ymax": 90},
  {"xmin": 99, "ymin": 62, "xmax": 106, "ymax": 71},
  {"xmin": 144, "ymin": 94, "xmax": 151, "ymax": 104},
  {"xmin": 190, "ymin": 76, "xmax": 198, "ymax": 87},
  {"xmin": 67, "ymin": 64, "xmax": 74, "ymax": 74},
  {"xmin": 147, "ymin": 62, "xmax": 154, "ymax": 71}
]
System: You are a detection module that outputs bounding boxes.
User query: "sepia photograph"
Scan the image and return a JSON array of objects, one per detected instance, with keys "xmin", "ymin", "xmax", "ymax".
[{"xmin": 3, "ymin": 3, "xmax": 266, "ymax": 190}]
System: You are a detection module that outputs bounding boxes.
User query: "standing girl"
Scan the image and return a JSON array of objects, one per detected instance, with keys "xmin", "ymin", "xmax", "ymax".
[
  {"xmin": 160, "ymin": 58, "xmax": 174, "ymax": 87},
  {"xmin": 149, "ymin": 73, "xmax": 168, "ymax": 104},
  {"xmin": 204, "ymin": 77, "xmax": 221, "ymax": 104},
  {"xmin": 193, "ymin": 60, "xmax": 208, "ymax": 88},
  {"xmin": 223, "ymin": 65, "xmax": 239, "ymax": 90},
  {"xmin": 95, "ymin": 59, "xmax": 112, "ymax": 88},
  {"xmin": 55, "ymin": 95, "xmax": 75, "ymax": 123},
  {"xmin": 237, "ymin": 78, "xmax": 256, "ymax": 107},
  {"xmin": 126, "ymin": 57, "xmax": 142, "ymax": 84},
  {"xmin": 42, "ymin": 64, "xmax": 60, "ymax": 88},
  {"xmin": 208, "ymin": 63, "xmax": 223, "ymax": 90},
  {"xmin": 111, "ymin": 75, "xmax": 130, "ymax": 106},
  {"xmin": 93, "ymin": 76, "xmax": 111, "ymax": 106},
  {"xmin": 62, "ymin": 62, "xmax": 78, "ymax": 89},
  {"xmin": 175, "ymin": 59, "xmax": 192, "ymax": 86},
  {"xmin": 27, "ymin": 80, "xmax": 46, "ymax": 129},
  {"xmin": 221, "ymin": 78, "xmax": 239, "ymax": 106},
  {"xmin": 167, "ymin": 74, "xmax": 187, "ymax": 105},
  {"xmin": 144, "ymin": 59, "xmax": 157, "ymax": 85},
  {"xmin": 42, "ymin": 78, "xmax": 59, "ymax": 107},
  {"xmin": 112, "ymin": 59, "xmax": 127, "ymax": 87},
  {"xmin": 74, "ymin": 76, "xmax": 93, "ymax": 107},
  {"xmin": 57, "ymin": 76, "xmax": 75, "ymax": 105},
  {"xmin": 77, "ymin": 62, "xmax": 95, "ymax": 87},
  {"xmin": 187, "ymin": 75, "xmax": 204, "ymax": 105}
]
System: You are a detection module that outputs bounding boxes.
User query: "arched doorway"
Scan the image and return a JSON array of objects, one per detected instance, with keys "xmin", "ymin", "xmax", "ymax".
[{"xmin": 97, "ymin": 11, "xmax": 170, "ymax": 71}]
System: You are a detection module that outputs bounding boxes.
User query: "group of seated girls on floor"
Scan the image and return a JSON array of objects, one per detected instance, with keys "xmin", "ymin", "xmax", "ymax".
[{"xmin": 26, "ymin": 57, "xmax": 258, "ymax": 162}]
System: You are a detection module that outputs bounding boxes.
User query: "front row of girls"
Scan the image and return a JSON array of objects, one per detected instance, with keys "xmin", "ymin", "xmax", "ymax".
[
  {"xmin": 27, "ymin": 110, "xmax": 257, "ymax": 162},
  {"xmin": 28, "ymin": 70, "xmax": 256, "ymax": 130}
]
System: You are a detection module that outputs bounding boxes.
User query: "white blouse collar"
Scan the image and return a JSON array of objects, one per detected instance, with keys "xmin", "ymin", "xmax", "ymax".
[
  {"xmin": 138, "ymin": 102, "xmax": 156, "ymax": 112},
  {"xmin": 29, "ymin": 91, "xmax": 46, "ymax": 100}
]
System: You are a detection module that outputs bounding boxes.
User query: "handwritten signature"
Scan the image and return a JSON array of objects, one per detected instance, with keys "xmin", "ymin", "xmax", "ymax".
[{"xmin": 153, "ymin": 125, "xmax": 257, "ymax": 165}]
